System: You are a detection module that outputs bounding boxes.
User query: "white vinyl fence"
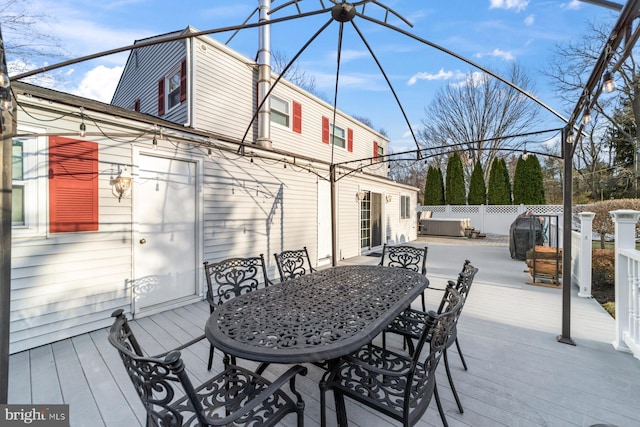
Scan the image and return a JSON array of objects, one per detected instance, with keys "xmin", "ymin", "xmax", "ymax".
[{"xmin": 418, "ymin": 204, "xmax": 587, "ymax": 237}]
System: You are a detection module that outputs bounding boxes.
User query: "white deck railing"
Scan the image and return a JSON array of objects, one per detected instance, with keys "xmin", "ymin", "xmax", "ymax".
[
  {"xmin": 571, "ymin": 212, "xmax": 595, "ymax": 298},
  {"xmin": 611, "ymin": 210, "xmax": 640, "ymax": 360}
]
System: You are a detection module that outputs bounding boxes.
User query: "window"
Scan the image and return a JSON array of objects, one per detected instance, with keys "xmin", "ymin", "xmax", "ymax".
[
  {"xmin": 330, "ymin": 124, "xmax": 346, "ymax": 149},
  {"xmin": 322, "ymin": 117, "xmax": 352, "ymax": 151},
  {"xmin": 400, "ymin": 195, "xmax": 411, "ymax": 219},
  {"xmin": 167, "ymin": 68, "xmax": 182, "ymax": 110},
  {"xmin": 373, "ymin": 141, "xmax": 383, "ymax": 161},
  {"xmin": 12, "ymin": 128, "xmax": 47, "ymax": 235},
  {"xmin": 158, "ymin": 59, "xmax": 186, "ymax": 115},
  {"xmin": 271, "ymin": 96, "xmax": 290, "ymax": 127},
  {"xmin": 12, "ymin": 140, "xmax": 24, "ymax": 225}
]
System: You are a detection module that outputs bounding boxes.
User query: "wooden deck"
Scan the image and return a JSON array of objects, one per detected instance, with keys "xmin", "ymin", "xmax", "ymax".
[{"xmin": 8, "ymin": 239, "xmax": 640, "ymax": 427}]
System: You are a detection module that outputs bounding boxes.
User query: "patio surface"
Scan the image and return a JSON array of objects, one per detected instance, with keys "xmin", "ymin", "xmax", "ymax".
[{"xmin": 8, "ymin": 234, "xmax": 640, "ymax": 426}]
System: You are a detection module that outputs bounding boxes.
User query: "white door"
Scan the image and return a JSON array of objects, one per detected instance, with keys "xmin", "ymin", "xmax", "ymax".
[
  {"xmin": 134, "ymin": 154, "xmax": 198, "ymax": 313},
  {"xmin": 317, "ymin": 179, "xmax": 332, "ymax": 266}
]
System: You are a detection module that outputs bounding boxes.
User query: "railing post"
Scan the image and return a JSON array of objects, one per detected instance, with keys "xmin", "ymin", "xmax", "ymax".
[
  {"xmin": 610, "ymin": 209, "xmax": 640, "ymax": 353},
  {"xmin": 578, "ymin": 212, "xmax": 595, "ymax": 298}
]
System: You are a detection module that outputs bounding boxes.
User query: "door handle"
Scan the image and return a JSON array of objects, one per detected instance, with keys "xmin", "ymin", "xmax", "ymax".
[{"xmin": 139, "ymin": 238, "xmax": 147, "ymax": 244}]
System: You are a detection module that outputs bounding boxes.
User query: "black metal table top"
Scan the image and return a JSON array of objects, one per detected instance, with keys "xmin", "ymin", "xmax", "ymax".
[{"xmin": 205, "ymin": 265, "xmax": 429, "ymax": 364}]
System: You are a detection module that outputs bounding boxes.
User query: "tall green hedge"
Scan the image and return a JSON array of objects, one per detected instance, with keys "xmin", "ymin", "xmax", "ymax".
[
  {"xmin": 467, "ymin": 160, "xmax": 486, "ymax": 205},
  {"xmin": 487, "ymin": 158, "xmax": 512, "ymax": 204},
  {"xmin": 445, "ymin": 152, "xmax": 466, "ymax": 205},
  {"xmin": 513, "ymin": 154, "xmax": 545, "ymax": 205},
  {"xmin": 423, "ymin": 166, "xmax": 445, "ymax": 205},
  {"xmin": 512, "ymin": 156, "xmax": 527, "ymax": 204},
  {"xmin": 526, "ymin": 154, "xmax": 545, "ymax": 204}
]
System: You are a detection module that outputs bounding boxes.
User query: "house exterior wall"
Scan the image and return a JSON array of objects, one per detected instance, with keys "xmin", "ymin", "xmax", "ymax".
[
  {"xmin": 9, "ymin": 24, "xmax": 417, "ymax": 353},
  {"xmin": 112, "ymin": 28, "xmax": 388, "ymax": 178},
  {"xmin": 11, "ymin": 97, "xmax": 134, "ymax": 353},
  {"xmin": 111, "ymin": 32, "xmax": 189, "ymax": 125}
]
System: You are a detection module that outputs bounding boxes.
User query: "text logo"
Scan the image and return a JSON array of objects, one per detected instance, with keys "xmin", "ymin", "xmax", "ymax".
[{"xmin": 0, "ymin": 405, "xmax": 69, "ymax": 427}]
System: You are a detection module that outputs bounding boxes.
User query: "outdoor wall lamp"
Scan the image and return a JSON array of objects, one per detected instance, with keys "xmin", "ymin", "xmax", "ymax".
[
  {"xmin": 356, "ymin": 190, "xmax": 366, "ymax": 201},
  {"xmin": 112, "ymin": 168, "xmax": 132, "ymax": 201},
  {"xmin": 386, "ymin": 194, "xmax": 392, "ymax": 202},
  {"xmin": 79, "ymin": 107, "xmax": 86, "ymax": 137},
  {"xmin": 603, "ymin": 71, "xmax": 616, "ymax": 93}
]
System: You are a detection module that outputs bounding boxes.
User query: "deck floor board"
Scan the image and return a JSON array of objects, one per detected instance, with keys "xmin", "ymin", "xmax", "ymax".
[{"xmin": 8, "ymin": 241, "xmax": 640, "ymax": 427}]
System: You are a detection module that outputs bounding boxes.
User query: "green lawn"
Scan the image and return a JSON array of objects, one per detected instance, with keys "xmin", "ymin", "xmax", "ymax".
[{"xmin": 591, "ymin": 240, "xmax": 640, "ymax": 250}]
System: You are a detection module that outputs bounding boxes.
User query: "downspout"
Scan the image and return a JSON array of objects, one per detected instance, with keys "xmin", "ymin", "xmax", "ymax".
[
  {"xmin": 256, "ymin": 0, "xmax": 272, "ymax": 149},
  {"xmin": 185, "ymin": 35, "xmax": 193, "ymax": 128}
]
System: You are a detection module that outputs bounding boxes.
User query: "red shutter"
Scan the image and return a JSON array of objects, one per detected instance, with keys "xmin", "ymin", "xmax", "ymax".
[
  {"xmin": 134, "ymin": 98, "xmax": 140, "ymax": 112},
  {"xmin": 347, "ymin": 128, "xmax": 353, "ymax": 152},
  {"xmin": 373, "ymin": 141, "xmax": 379, "ymax": 161},
  {"xmin": 292, "ymin": 101, "xmax": 302, "ymax": 133},
  {"xmin": 49, "ymin": 136, "xmax": 99, "ymax": 233},
  {"xmin": 179, "ymin": 59, "xmax": 187, "ymax": 102},
  {"xmin": 157, "ymin": 78, "xmax": 165, "ymax": 115},
  {"xmin": 322, "ymin": 116, "xmax": 330, "ymax": 144}
]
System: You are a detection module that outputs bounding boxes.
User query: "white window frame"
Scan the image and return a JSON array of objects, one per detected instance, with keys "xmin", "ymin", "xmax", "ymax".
[
  {"xmin": 270, "ymin": 95, "xmax": 290, "ymax": 129},
  {"xmin": 330, "ymin": 123, "xmax": 346, "ymax": 150},
  {"xmin": 12, "ymin": 126, "xmax": 48, "ymax": 237},
  {"xmin": 400, "ymin": 194, "xmax": 411, "ymax": 220},
  {"xmin": 166, "ymin": 66, "xmax": 182, "ymax": 111}
]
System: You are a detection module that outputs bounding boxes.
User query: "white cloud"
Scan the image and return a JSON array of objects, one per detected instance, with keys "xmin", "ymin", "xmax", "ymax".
[
  {"xmin": 562, "ymin": 0, "xmax": 582, "ymax": 10},
  {"xmin": 524, "ymin": 14, "xmax": 535, "ymax": 26},
  {"xmin": 489, "ymin": 0, "xmax": 529, "ymax": 12},
  {"xmin": 452, "ymin": 72, "xmax": 488, "ymax": 88},
  {"xmin": 475, "ymin": 48, "xmax": 515, "ymax": 61},
  {"xmin": 70, "ymin": 65, "xmax": 124, "ymax": 102},
  {"xmin": 407, "ymin": 68, "xmax": 464, "ymax": 86}
]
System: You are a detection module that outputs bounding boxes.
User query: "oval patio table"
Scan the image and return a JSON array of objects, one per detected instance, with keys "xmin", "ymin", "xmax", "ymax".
[{"xmin": 205, "ymin": 264, "xmax": 429, "ymax": 364}]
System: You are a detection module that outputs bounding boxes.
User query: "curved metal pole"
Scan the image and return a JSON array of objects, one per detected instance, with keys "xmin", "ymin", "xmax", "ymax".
[
  {"xmin": 350, "ymin": 20, "xmax": 420, "ymax": 151},
  {"xmin": 10, "ymin": 8, "xmax": 331, "ymax": 82},
  {"xmin": 355, "ymin": 12, "xmax": 570, "ymax": 124}
]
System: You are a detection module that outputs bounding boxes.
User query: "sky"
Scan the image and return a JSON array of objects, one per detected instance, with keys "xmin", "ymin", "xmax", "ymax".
[{"xmin": 4, "ymin": 0, "xmax": 620, "ymax": 153}]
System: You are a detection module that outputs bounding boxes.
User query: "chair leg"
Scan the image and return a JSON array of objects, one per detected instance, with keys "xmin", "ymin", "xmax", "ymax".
[
  {"xmin": 433, "ymin": 383, "xmax": 449, "ymax": 427},
  {"xmin": 443, "ymin": 349, "xmax": 463, "ymax": 414},
  {"xmin": 420, "ymin": 292, "xmax": 426, "ymax": 312},
  {"xmin": 455, "ymin": 337, "xmax": 468, "ymax": 371},
  {"xmin": 207, "ymin": 344, "xmax": 214, "ymax": 370},
  {"xmin": 334, "ymin": 391, "xmax": 349, "ymax": 427}
]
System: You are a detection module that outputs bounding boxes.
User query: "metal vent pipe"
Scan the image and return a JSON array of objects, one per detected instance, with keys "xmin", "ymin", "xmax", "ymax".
[{"xmin": 256, "ymin": 0, "xmax": 272, "ymax": 149}]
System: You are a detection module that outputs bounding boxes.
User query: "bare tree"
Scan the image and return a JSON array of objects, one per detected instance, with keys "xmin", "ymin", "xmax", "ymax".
[
  {"xmin": 1, "ymin": 0, "xmax": 65, "ymax": 74},
  {"xmin": 271, "ymin": 49, "xmax": 318, "ymax": 93},
  {"xmin": 546, "ymin": 19, "xmax": 639, "ymax": 198},
  {"xmin": 419, "ymin": 63, "xmax": 542, "ymax": 182},
  {"xmin": 389, "ymin": 159, "xmax": 428, "ymax": 203}
]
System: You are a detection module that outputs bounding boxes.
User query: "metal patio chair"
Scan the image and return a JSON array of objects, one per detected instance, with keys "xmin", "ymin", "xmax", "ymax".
[
  {"xmin": 273, "ymin": 246, "xmax": 316, "ymax": 282},
  {"xmin": 108, "ymin": 309, "xmax": 306, "ymax": 427},
  {"xmin": 203, "ymin": 254, "xmax": 272, "ymax": 370},
  {"xmin": 319, "ymin": 287, "xmax": 463, "ymax": 427},
  {"xmin": 383, "ymin": 262, "xmax": 478, "ymax": 425},
  {"xmin": 378, "ymin": 244, "xmax": 428, "ymax": 311}
]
